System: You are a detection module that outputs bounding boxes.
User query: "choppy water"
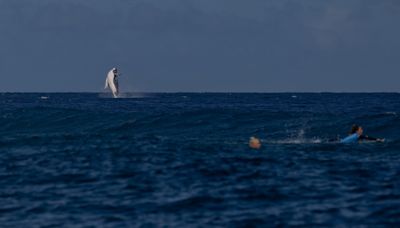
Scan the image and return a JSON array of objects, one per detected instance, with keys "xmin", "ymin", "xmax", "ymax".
[{"xmin": 1, "ymin": 93, "xmax": 400, "ymax": 227}]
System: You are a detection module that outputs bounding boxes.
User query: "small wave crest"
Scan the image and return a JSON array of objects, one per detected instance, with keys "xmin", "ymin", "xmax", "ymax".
[{"xmin": 384, "ymin": 112, "xmax": 397, "ymax": 116}]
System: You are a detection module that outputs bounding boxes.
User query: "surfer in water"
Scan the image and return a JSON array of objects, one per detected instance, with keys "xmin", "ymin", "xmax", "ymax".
[
  {"xmin": 104, "ymin": 67, "xmax": 119, "ymax": 98},
  {"xmin": 340, "ymin": 124, "xmax": 384, "ymax": 143},
  {"xmin": 249, "ymin": 136, "xmax": 262, "ymax": 149}
]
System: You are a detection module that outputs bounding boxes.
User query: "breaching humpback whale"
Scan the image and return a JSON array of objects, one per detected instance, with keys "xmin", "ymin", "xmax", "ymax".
[{"xmin": 104, "ymin": 67, "xmax": 119, "ymax": 98}]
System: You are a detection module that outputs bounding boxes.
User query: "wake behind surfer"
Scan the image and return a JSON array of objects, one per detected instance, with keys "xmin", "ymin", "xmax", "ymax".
[
  {"xmin": 340, "ymin": 124, "xmax": 384, "ymax": 143},
  {"xmin": 104, "ymin": 67, "xmax": 119, "ymax": 98}
]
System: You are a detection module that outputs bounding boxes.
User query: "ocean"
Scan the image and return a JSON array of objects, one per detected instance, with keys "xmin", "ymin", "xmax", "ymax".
[{"xmin": 1, "ymin": 93, "xmax": 399, "ymax": 227}]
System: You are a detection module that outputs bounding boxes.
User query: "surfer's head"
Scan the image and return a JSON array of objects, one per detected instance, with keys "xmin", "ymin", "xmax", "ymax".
[
  {"xmin": 350, "ymin": 125, "xmax": 363, "ymax": 136},
  {"xmin": 249, "ymin": 136, "xmax": 261, "ymax": 149}
]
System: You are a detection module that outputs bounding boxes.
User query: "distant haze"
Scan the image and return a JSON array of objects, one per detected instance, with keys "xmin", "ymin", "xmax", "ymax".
[{"xmin": 1, "ymin": 0, "xmax": 399, "ymax": 92}]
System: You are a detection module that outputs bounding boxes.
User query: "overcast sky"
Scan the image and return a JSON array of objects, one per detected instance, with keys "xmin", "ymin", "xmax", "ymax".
[{"xmin": 1, "ymin": 0, "xmax": 399, "ymax": 92}]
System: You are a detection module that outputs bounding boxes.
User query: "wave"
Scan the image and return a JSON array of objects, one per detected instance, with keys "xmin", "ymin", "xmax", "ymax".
[
  {"xmin": 1, "ymin": 107, "xmax": 399, "ymax": 139},
  {"xmin": 1, "ymin": 94, "xmax": 400, "ymax": 148}
]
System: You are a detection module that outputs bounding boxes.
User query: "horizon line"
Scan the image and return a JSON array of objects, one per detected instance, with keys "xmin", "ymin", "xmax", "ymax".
[{"xmin": 0, "ymin": 91, "xmax": 399, "ymax": 94}]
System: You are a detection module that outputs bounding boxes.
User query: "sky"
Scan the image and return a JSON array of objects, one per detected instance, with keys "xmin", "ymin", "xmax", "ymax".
[{"xmin": 1, "ymin": 0, "xmax": 399, "ymax": 92}]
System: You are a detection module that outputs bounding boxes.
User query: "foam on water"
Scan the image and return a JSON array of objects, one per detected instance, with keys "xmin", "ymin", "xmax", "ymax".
[{"xmin": 98, "ymin": 92, "xmax": 151, "ymax": 99}]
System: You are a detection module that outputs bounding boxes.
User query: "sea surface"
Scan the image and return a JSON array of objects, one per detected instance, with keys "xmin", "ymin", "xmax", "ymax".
[{"xmin": 1, "ymin": 93, "xmax": 400, "ymax": 227}]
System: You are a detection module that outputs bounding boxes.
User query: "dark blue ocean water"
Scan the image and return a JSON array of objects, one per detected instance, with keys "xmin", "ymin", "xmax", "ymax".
[{"xmin": 1, "ymin": 93, "xmax": 400, "ymax": 227}]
